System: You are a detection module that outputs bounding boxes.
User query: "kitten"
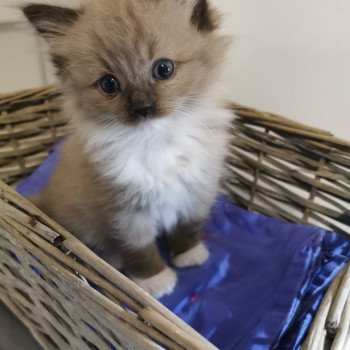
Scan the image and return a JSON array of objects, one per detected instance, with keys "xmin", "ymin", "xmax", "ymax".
[{"xmin": 22, "ymin": 0, "xmax": 232, "ymax": 298}]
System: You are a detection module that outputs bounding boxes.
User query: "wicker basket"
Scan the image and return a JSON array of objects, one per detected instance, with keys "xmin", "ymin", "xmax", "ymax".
[{"xmin": 1, "ymin": 86, "xmax": 350, "ymax": 350}]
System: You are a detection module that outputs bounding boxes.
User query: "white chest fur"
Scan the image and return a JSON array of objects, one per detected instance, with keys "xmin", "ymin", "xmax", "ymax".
[{"xmin": 81, "ymin": 105, "xmax": 231, "ymax": 231}]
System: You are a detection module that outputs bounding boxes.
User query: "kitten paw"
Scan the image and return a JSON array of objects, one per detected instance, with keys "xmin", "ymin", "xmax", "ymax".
[
  {"xmin": 173, "ymin": 243, "xmax": 209, "ymax": 268},
  {"xmin": 131, "ymin": 267, "xmax": 177, "ymax": 299}
]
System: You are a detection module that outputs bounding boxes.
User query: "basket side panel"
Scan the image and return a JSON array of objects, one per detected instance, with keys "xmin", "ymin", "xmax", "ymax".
[
  {"xmin": 224, "ymin": 105, "xmax": 350, "ymax": 236},
  {"xmin": 0, "ymin": 226, "xmax": 158, "ymax": 350},
  {"xmin": 0, "ymin": 87, "xmax": 68, "ymax": 186}
]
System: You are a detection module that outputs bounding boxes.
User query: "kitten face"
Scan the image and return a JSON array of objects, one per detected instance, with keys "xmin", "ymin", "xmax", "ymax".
[{"xmin": 24, "ymin": 0, "xmax": 230, "ymax": 126}]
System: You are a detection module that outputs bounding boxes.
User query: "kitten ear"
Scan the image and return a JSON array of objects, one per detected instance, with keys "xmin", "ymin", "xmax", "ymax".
[
  {"xmin": 190, "ymin": 0, "xmax": 218, "ymax": 32},
  {"xmin": 22, "ymin": 4, "xmax": 80, "ymax": 40}
]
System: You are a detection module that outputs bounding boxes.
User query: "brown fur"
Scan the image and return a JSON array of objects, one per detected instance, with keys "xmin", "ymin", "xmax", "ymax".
[
  {"xmin": 168, "ymin": 220, "xmax": 203, "ymax": 256},
  {"xmin": 191, "ymin": 0, "xmax": 219, "ymax": 32},
  {"xmin": 24, "ymin": 0, "xmax": 229, "ymax": 126},
  {"xmin": 32, "ymin": 137, "xmax": 166, "ymax": 277},
  {"xmin": 31, "ymin": 137, "xmax": 112, "ymax": 248},
  {"xmin": 23, "ymin": 4, "xmax": 80, "ymax": 36},
  {"xmin": 23, "ymin": 0, "xmax": 230, "ymax": 295},
  {"xmin": 121, "ymin": 243, "xmax": 166, "ymax": 279}
]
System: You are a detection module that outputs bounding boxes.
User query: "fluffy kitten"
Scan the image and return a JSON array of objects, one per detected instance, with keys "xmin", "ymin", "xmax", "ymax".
[{"xmin": 23, "ymin": 0, "xmax": 232, "ymax": 298}]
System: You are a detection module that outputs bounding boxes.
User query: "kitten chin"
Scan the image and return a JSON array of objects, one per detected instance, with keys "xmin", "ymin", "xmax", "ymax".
[{"xmin": 23, "ymin": 0, "xmax": 232, "ymax": 298}]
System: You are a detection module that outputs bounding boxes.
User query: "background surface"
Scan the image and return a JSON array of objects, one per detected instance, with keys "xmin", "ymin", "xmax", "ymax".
[{"xmin": 0, "ymin": 0, "xmax": 349, "ymax": 137}]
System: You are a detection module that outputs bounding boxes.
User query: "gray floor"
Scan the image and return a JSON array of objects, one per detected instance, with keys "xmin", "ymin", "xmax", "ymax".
[{"xmin": 0, "ymin": 302, "xmax": 41, "ymax": 350}]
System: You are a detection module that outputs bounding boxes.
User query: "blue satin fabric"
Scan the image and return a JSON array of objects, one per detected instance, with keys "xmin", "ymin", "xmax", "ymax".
[
  {"xmin": 17, "ymin": 139, "xmax": 65, "ymax": 197},
  {"xmin": 17, "ymin": 140, "xmax": 350, "ymax": 350},
  {"xmin": 160, "ymin": 197, "xmax": 350, "ymax": 349}
]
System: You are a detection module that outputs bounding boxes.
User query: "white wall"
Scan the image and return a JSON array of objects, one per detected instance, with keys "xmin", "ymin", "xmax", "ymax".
[
  {"xmin": 0, "ymin": 22, "xmax": 50, "ymax": 92},
  {"xmin": 0, "ymin": 0, "xmax": 349, "ymax": 139},
  {"xmin": 0, "ymin": 0, "xmax": 51, "ymax": 92},
  {"xmin": 213, "ymin": 0, "xmax": 350, "ymax": 139}
]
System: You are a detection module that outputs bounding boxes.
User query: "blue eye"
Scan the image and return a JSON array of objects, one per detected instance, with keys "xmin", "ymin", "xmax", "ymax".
[
  {"xmin": 152, "ymin": 60, "xmax": 175, "ymax": 80},
  {"xmin": 99, "ymin": 74, "xmax": 120, "ymax": 95}
]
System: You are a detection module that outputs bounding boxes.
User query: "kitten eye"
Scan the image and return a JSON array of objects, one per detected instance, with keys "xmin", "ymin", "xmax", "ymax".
[
  {"xmin": 99, "ymin": 74, "xmax": 120, "ymax": 95},
  {"xmin": 152, "ymin": 60, "xmax": 174, "ymax": 80}
]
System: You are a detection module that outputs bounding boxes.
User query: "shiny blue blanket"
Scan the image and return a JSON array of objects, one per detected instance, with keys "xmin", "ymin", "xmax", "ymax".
[{"xmin": 17, "ymin": 141, "xmax": 350, "ymax": 350}]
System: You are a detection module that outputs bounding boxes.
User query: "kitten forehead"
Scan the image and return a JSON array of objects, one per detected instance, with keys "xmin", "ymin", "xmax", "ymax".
[
  {"xmin": 82, "ymin": 0, "xmax": 206, "ymax": 59},
  {"xmin": 62, "ymin": 0, "xmax": 221, "ymax": 83}
]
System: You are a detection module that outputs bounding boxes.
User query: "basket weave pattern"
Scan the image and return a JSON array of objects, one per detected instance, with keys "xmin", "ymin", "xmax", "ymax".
[
  {"xmin": 0, "ymin": 87, "xmax": 68, "ymax": 186},
  {"xmin": 1, "ymin": 86, "xmax": 350, "ymax": 349}
]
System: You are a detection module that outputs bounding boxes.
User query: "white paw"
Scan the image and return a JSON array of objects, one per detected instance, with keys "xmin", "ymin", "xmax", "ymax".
[
  {"xmin": 172, "ymin": 243, "xmax": 209, "ymax": 268},
  {"xmin": 131, "ymin": 267, "xmax": 177, "ymax": 299}
]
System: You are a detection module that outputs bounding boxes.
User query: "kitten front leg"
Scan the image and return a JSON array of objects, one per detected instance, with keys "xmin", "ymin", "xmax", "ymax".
[
  {"xmin": 116, "ymin": 212, "xmax": 177, "ymax": 298},
  {"xmin": 168, "ymin": 220, "xmax": 209, "ymax": 268},
  {"xmin": 122, "ymin": 243, "xmax": 177, "ymax": 298}
]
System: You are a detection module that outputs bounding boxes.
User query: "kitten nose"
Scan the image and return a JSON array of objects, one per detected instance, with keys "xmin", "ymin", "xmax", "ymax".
[{"xmin": 133, "ymin": 105, "xmax": 153, "ymax": 118}]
